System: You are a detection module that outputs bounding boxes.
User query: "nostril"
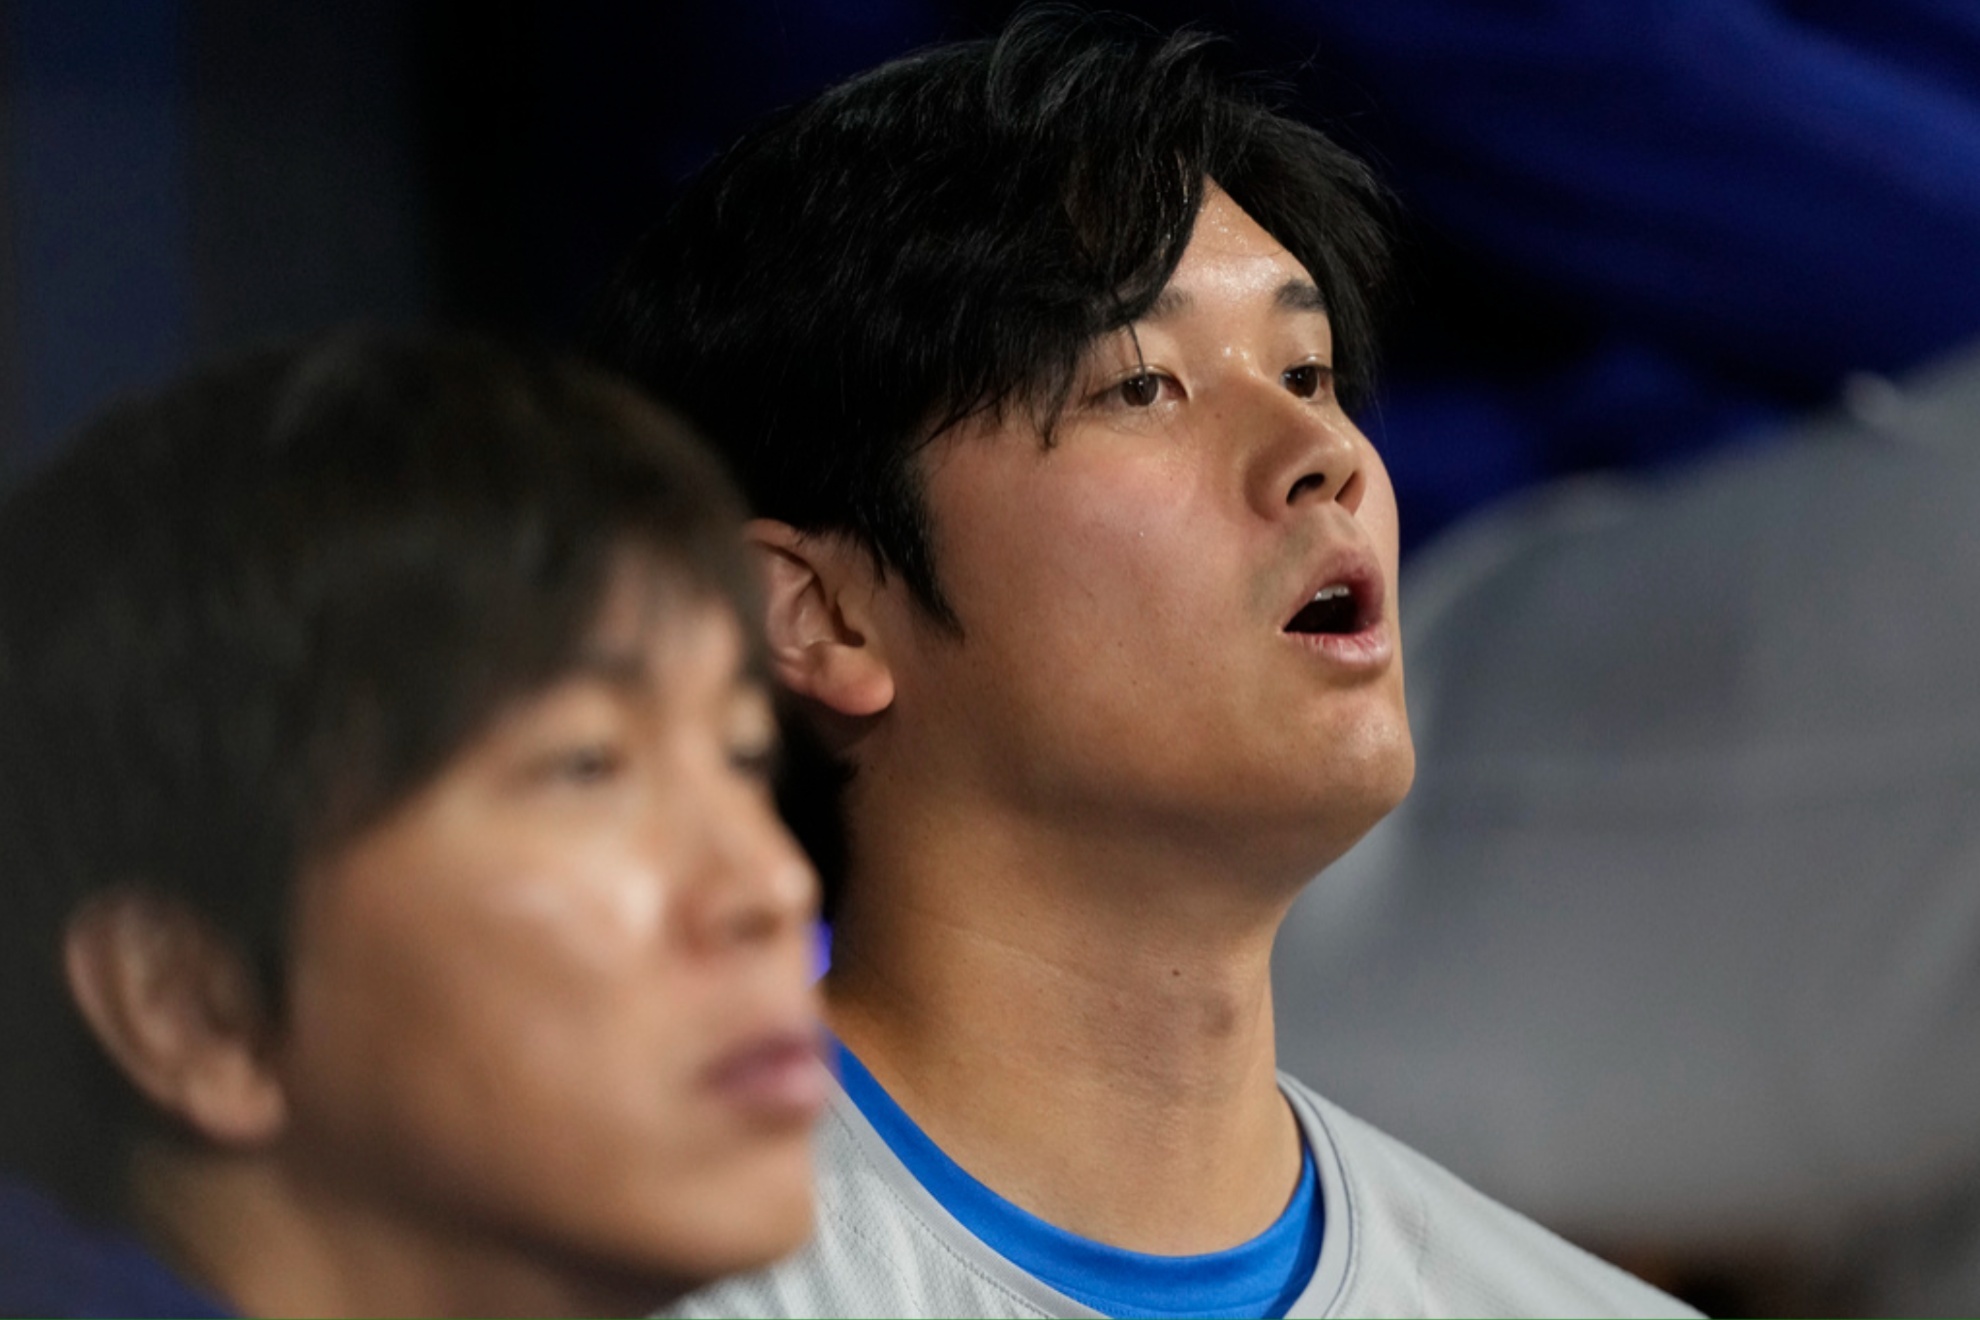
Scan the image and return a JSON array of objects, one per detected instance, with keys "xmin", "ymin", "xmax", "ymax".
[
  {"xmin": 1335, "ymin": 469, "xmax": 1365, "ymax": 512},
  {"xmin": 1286, "ymin": 472, "xmax": 1329, "ymax": 504}
]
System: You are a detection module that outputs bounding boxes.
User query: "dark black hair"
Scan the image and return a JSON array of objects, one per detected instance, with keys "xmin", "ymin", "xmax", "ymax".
[
  {"xmin": 586, "ymin": 7, "xmax": 1391, "ymax": 908},
  {"xmin": 587, "ymin": 6, "xmax": 1390, "ymax": 629},
  {"xmin": 0, "ymin": 330, "xmax": 752, "ymax": 1219}
]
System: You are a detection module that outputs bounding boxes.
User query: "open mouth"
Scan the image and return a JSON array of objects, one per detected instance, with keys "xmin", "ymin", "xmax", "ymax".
[{"xmin": 1284, "ymin": 581, "xmax": 1373, "ymax": 636}]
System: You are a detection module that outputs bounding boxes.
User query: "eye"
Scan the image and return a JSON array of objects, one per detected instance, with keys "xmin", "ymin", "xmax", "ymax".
[
  {"xmin": 1093, "ymin": 369, "xmax": 1182, "ymax": 412},
  {"xmin": 1118, "ymin": 372, "xmax": 1162, "ymax": 407},
  {"xmin": 1283, "ymin": 362, "xmax": 1335, "ymax": 401},
  {"xmin": 727, "ymin": 685, "xmax": 780, "ymax": 783},
  {"xmin": 547, "ymin": 743, "xmax": 625, "ymax": 785},
  {"xmin": 729, "ymin": 740, "xmax": 781, "ymax": 783}
]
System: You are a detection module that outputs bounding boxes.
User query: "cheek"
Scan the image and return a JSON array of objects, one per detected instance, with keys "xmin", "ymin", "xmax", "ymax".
[
  {"xmin": 944, "ymin": 451, "xmax": 1226, "ymax": 637},
  {"xmin": 279, "ymin": 829, "xmax": 691, "ymax": 1160},
  {"xmin": 925, "ymin": 458, "xmax": 1255, "ymax": 782},
  {"xmin": 325, "ymin": 827, "xmax": 672, "ymax": 1007},
  {"xmin": 463, "ymin": 842, "xmax": 674, "ymax": 983},
  {"xmin": 1358, "ymin": 447, "xmax": 1403, "ymax": 576}
]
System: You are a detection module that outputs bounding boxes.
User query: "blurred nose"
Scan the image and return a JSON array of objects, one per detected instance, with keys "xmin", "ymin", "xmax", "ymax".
[
  {"xmin": 682, "ymin": 793, "xmax": 819, "ymax": 953},
  {"xmin": 1243, "ymin": 386, "xmax": 1367, "ymax": 520}
]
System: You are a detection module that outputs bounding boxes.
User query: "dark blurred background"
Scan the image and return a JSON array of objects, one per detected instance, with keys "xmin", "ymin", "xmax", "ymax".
[
  {"xmin": 0, "ymin": 0, "xmax": 1007, "ymax": 484},
  {"xmin": 18, "ymin": 1, "xmax": 1976, "ymax": 546},
  {"xmin": 9, "ymin": 4, "xmax": 1980, "ymax": 1313}
]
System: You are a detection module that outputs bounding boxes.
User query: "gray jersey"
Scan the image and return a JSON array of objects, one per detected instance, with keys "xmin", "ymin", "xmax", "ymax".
[{"xmin": 664, "ymin": 1073, "xmax": 1692, "ymax": 1318}]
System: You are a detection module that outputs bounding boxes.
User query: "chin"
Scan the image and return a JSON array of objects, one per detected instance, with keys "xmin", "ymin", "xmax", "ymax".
[
  {"xmin": 720, "ymin": 1178, "xmax": 816, "ymax": 1274},
  {"xmin": 1369, "ymin": 728, "xmax": 1417, "ymax": 815},
  {"xmin": 546, "ymin": 1142, "xmax": 816, "ymax": 1308},
  {"xmin": 1341, "ymin": 693, "xmax": 1415, "ymax": 797},
  {"xmin": 1348, "ymin": 725, "xmax": 1417, "ymax": 834},
  {"xmin": 1280, "ymin": 727, "xmax": 1416, "ymax": 875},
  {"xmin": 662, "ymin": 1152, "xmax": 818, "ymax": 1288}
]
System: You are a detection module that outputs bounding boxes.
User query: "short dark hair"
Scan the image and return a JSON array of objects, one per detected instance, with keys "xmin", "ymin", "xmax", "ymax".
[
  {"xmin": 587, "ymin": 8, "xmax": 1390, "ymax": 909},
  {"xmin": 587, "ymin": 6, "xmax": 1389, "ymax": 628},
  {"xmin": 0, "ymin": 331, "xmax": 751, "ymax": 1218}
]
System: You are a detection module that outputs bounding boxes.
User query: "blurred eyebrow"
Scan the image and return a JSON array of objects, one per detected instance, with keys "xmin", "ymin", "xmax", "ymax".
[{"xmin": 568, "ymin": 646, "xmax": 650, "ymax": 690}]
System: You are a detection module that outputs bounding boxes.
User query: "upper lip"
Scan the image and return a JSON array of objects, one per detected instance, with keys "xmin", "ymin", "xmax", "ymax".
[{"xmin": 1282, "ymin": 544, "xmax": 1386, "ymax": 634}]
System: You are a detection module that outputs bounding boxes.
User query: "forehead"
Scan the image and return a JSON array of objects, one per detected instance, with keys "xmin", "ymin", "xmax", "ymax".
[
  {"xmin": 511, "ymin": 545, "xmax": 750, "ymax": 722},
  {"xmin": 578, "ymin": 566, "xmax": 746, "ymax": 690},
  {"xmin": 1161, "ymin": 188, "xmax": 1321, "ymax": 308},
  {"xmin": 1081, "ymin": 188, "xmax": 1329, "ymax": 366}
]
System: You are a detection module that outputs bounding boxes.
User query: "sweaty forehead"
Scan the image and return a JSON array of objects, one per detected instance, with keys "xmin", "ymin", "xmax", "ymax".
[
  {"xmin": 1162, "ymin": 188, "xmax": 1324, "ymax": 310},
  {"xmin": 1137, "ymin": 277, "xmax": 1329, "ymax": 327}
]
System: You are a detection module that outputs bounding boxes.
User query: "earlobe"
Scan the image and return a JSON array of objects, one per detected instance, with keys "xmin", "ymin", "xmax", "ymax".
[
  {"xmin": 747, "ymin": 518, "xmax": 896, "ymax": 718},
  {"xmin": 63, "ymin": 892, "xmax": 288, "ymax": 1147}
]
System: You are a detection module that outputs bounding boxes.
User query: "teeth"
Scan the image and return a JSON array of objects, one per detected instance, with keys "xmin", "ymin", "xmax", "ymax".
[{"xmin": 1286, "ymin": 582, "xmax": 1362, "ymax": 636}]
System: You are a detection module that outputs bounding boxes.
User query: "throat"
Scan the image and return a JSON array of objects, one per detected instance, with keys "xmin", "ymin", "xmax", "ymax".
[{"xmin": 823, "ymin": 917, "xmax": 1294, "ymax": 1254}]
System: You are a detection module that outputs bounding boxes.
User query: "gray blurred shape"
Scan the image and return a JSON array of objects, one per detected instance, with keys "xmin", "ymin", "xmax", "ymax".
[{"xmin": 1277, "ymin": 345, "xmax": 1980, "ymax": 1314}]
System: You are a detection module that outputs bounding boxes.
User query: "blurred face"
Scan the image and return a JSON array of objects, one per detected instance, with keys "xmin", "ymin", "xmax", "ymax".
[
  {"xmin": 886, "ymin": 186, "xmax": 1413, "ymax": 877},
  {"xmin": 274, "ymin": 563, "xmax": 823, "ymax": 1302}
]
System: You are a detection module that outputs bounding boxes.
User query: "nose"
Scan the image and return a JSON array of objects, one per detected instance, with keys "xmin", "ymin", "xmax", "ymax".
[
  {"xmin": 682, "ymin": 793, "xmax": 819, "ymax": 953},
  {"xmin": 1244, "ymin": 387, "xmax": 1367, "ymax": 520}
]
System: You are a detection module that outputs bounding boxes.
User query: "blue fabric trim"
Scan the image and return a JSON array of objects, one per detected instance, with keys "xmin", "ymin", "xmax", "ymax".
[
  {"xmin": 835, "ymin": 1040, "xmax": 1322, "ymax": 1319},
  {"xmin": 0, "ymin": 1178, "xmax": 234, "ymax": 1317}
]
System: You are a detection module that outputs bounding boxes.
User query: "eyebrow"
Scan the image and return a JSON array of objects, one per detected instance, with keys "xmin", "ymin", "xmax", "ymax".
[
  {"xmin": 1275, "ymin": 279, "xmax": 1329, "ymax": 314},
  {"xmin": 1141, "ymin": 286, "xmax": 1192, "ymax": 323},
  {"xmin": 1135, "ymin": 278, "xmax": 1329, "ymax": 325},
  {"xmin": 566, "ymin": 647, "xmax": 651, "ymax": 690}
]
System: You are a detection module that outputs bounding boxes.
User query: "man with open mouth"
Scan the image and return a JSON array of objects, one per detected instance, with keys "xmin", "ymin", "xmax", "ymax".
[{"xmin": 591, "ymin": 11, "xmax": 1692, "ymax": 1317}]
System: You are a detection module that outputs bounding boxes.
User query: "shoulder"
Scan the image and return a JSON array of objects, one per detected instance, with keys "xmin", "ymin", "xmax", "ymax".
[
  {"xmin": 661, "ymin": 1087, "xmax": 1098, "ymax": 1319},
  {"xmin": 0, "ymin": 1179, "xmax": 233, "ymax": 1318},
  {"xmin": 1284, "ymin": 1078, "xmax": 1697, "ymax": 1318}
]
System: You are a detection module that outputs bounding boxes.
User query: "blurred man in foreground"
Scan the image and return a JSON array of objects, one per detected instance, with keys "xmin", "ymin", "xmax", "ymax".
[{"xmin": 0, "ymin": 333, "xmax": 825, "ymax": 1316}]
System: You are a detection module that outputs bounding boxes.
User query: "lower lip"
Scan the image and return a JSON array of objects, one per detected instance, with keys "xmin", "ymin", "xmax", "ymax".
[
  {"xmin": 707, "ymin": 1038, "xmax": 830, "ymax": 1124},
  {"xmin": 1285, "ymin": 621, "xmax": 1393, "ymax": 669}
]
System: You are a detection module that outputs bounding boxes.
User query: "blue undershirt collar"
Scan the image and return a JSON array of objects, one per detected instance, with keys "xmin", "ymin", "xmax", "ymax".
[{"xmin": 834, "ymin": 1040, "xmax": 1323, "ymax": 1319}]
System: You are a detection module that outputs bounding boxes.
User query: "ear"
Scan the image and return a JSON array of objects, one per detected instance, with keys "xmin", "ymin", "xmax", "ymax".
[
  {"xmin": 747, "ymin": 518, "xmax": 896, "ymax": 718},
  {"xmin": 63, "ymin": 891, "xmax": 287, "ymax": 1148}
]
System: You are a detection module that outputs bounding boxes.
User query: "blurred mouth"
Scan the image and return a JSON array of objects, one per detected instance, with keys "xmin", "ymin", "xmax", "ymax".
[{"xmin": 704, "ymin": 1025, "xmax": 830, "ymax": 1126}]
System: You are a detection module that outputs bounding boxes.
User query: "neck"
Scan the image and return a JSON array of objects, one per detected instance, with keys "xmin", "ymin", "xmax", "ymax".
[
  {"xmin": 827, "ymin": 787, "xmax": 1311, "ymax": 1255},
  {"xmin": 130, "ymin": 1145, "xmax": 679, "ymax": 1318}
]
